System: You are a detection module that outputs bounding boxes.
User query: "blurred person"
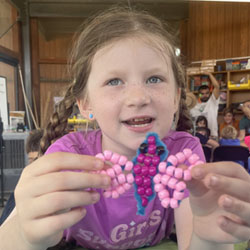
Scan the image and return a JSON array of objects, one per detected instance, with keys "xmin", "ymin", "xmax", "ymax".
[{"xmin": 238, "ymin": 100, "xmax": 250, "ymax": 142}]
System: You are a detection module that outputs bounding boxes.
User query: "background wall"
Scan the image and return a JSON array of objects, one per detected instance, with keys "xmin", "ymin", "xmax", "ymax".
[{"xmin": 183, "ymin": 1, "xmax": 250, "ymax": 62}]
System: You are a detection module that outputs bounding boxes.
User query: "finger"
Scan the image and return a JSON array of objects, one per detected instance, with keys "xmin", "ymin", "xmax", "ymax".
[
  {"xmin": 25, "ymin": 152, "xmax": 104, "ymax": 176},
  {"xmin": 219, "ymin": 195, "xmax": 250, "ymax": 223},
  {"xmin": 24, "ymin": 190, "xmax": 100, "ymax": 218},
  {"xmin": 191, "ymin": 162, "xmax": 250, "ymax": 182},
  {"xmin": 25, "ymin": 207, "xmax": 86, "ymax": 242},
  {"xmin": 203, "ymin": 174, "xmax": 250, "ymax": 202},
  {"xmin": 218, "ymin": 215, "xmax": 250, "ymax": 242},
  {"xmin": 16, "ymin": 171, "xmax": 110, "ymax": 197}
]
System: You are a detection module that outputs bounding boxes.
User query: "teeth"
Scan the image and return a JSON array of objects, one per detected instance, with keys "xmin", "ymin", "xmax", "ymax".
[
  {"xmin": 132, "ymin": 118, "xmax": 149, "ymax": 122},
  {"xmin": 131, "ymin": 123, "xmax": 149, "ymax": 127}
]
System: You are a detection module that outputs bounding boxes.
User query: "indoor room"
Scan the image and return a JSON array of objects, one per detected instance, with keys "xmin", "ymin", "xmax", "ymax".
[{"xmin": 0, "ymin": 0, "xmax": 250, "ymax": 249}]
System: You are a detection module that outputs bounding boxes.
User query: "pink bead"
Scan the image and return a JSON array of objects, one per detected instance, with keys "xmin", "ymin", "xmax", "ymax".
[
  {"xmin": 175, "ymin": 152, "xmax": 185, "ymax": 163},
  {"xmin": 158, "ymin": 189, "xmax": 169, "ymax": 200},
  {"xmin": 117, "ymin": 173, "xmax": 126, "ymax": 184},
  {"xmin": 133, "ymin": 164, "xmax": 142, "ymax": 174},
  {"xmin": 194, "ymin": 160, "xmax": 204, "ymax": 166},
  {"xmin": 123, "ymin": 183, "xmax": 132, "ymax": 190},
  {"xmin": 95, "ymin": 153, "xmax": 105, "ymax": 161},
  {"xmin": 148, "ymin": 144, "xmax": 156, "ymax": 154},
  {"xmin": 168, "ymin": 178, "xmax": 178, "ymax": 189},
  {"xmin": 173, "ymin": 190, "xmax": 184, "ymax": 200},
  {"xmin": 143, "ymin": 176, "xmax": 151, "ymax": 187},
  {"xmin": 141, "ymin": 197, "xmax": 148, "ymax": 207},
  {"xmin": 152, "ymin": 156, "xmax": 160, "ymax": 166},
  {"xmin": 154, "ymin": 183, "xmax": 164, "ymax": 192},
  {"xmin": 153, "ymin": 173, "xmax": 162, "ymax": 184},
  {"xmin": 175, "ymin": 181, "xmax": 186, "ymax": 192},
  {"xmin": 145, "ymin": 187, "xmax": 153, "ymax": 196},
  {"xmin": 170, "ymin": 198, "xmax": 179, "ymax": 208},
  {"xmin": 103, "ymin": 150, "xmax": 112, "ymax": 160},
  {"xmin": 117, "ymin": 185, "xmax": 126, "ymax": 195},
  {"xmin": 112, "ymin": 190, "xmax": 119, "ymax": 199},
  {"xmin": 141, "ymin": 166, "xmax": 149, "ymax": 176},
  {"xmin": 135, "ymin": 175, "xmax": 143, "ymax": 185},
  {"xmin": 161, "ymin": 174, "xmax": 170, "ymax": 185},
  {"xmin": 137, "ymin": 154, "xmax": 145, "ymax": 163},
  {"xmin": 103, "ymin": 191, "xmax": 111, "ymax": 198},
  {"xmin": 148, "ymin": 166, "xmax": 157, "ymax": 176},
  {"xmin": 118, "ymin": 155, "xmax": 128, "ymax": 166},
  {"xmin": 126, "ymin": 173, "xmax": 134, "ymax": 184},
  {"xmin": 144, "ymin": 156, "xmax": 152, "ymax": 166},
  {"xmin": 112, "ymin": 179, "xmax": 119, "ymax": 187},
  {"xmin": 113, "ymin": 164, "xmax": 122, "ymax": 175},
  {"xmin": 158, "ymin": 162, "xmax": 167, "ymax": 173},
  {"xmin": 110, "ymin": 153, "xmax": 120, "ymax": 164},
  {"xmin": 137, "ymin": 186, "xmax": 145, "ymax": 195},
  {"xmin": 106, "ymin": 168, "xmax": 115, "ymax": 178},
  {"xmin": 124, "ymin": 161, "xmax": 133, "ymax": 171},
  {"xmin": 147, "ymin": 136, "xmax": 155, "ymax": 144},
  {"xmin": 166, "ymin": 166, "xmax": 175, "ymax": 176},
  {"xmin": 161, "ymin": 197, "xmax": 170, "ymax": 208},
  {"xmin": 183, "ymin": 148, "xmax": 192, "ymax": 158},
  {"xmin": 183, "ymin": 170, "xmax": 192, "ymax": 181},
  {"xmin": 167, "ymin": 155, "xmax": 178, "ymax": 166},
  {"xmin": 174, "ymin": 168, "xmax": 183, "ymax": 179},
  {"xmin": 188, "ymin": 154, "xmax": 200, "ymax": 165}
]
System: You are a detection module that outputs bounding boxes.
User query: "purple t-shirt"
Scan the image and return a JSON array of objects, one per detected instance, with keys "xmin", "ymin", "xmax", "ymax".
[{"xmin": 46, "ymin": 130, "xmax": 205, "ymax": 249}]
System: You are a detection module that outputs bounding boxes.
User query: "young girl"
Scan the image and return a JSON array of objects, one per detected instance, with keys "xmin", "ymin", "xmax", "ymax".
[{"xmin": 1, "ymin": 7, "xmax": 250, "ymax": 250}]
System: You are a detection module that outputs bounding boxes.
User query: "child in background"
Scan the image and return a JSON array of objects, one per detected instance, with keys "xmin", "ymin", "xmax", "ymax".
[
  {"xmin": 195, "ymin": 115, "xmax": 208, "ymax": 128},
  {"xmin": 1, "ymin": 7, "xmax": 250, "ymax": 250},
  {"xmin": 195, "ymin": 127, "xmax": 219, "ymax": 149},
  {"xmin": 219, "ymin": 107, "xmax": 239, "ymax": 137},
  {"xmin": 219, "ymin": 125, "xmax": 240, "ymax": 146}
]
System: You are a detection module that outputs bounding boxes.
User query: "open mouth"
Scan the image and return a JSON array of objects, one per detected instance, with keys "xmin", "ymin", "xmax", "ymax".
[{"xmin": 123, "ymin": 117, "xmax": 154, "ymax": 127}]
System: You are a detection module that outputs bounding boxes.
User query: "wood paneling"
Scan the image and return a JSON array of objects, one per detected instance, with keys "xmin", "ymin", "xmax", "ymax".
[{"xmin": 185, "ymin": 2, "xmax": 250, "ymax": 62}]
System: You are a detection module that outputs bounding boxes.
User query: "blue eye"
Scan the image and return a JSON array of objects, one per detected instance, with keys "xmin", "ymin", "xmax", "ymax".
[
  {"xmin": 146, "ymin": 76, "xmax": 162, "ymax": 84},
  {"xmin": 107, "ymin": 79, "xmax": 122, "ymax": 86}
]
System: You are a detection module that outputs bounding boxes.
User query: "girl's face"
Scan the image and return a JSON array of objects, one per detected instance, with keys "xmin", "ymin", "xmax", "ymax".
[
  {"xmin": 78, "ymin": 37, "xmax": 180, "ymax": 159},
  {"xmin": 197, "ymin": 120, "xmax": 206, "ymax": 127},
  {"xmin": 224, "ymin": 112, "xmax": 233, "ymax": 124}
]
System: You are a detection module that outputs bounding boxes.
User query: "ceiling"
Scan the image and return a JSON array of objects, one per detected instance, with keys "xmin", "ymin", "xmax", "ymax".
[{"xmin": 10, "ymin": 0, "xmax": 189, "ymax": 40}]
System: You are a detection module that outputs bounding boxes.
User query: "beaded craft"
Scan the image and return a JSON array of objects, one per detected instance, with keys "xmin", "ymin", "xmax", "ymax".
[{"xmin": 95, "ymin": 132, "xmax": 204, "ymax": 215}]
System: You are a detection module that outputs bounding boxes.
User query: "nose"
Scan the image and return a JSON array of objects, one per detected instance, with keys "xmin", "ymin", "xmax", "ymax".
[{"xmin": 124, "ymin": 84, "xmax": 151, "ymax": 108}]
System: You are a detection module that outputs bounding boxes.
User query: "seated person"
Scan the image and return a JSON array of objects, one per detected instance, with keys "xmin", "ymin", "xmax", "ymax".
[
  {"xmin": 219, "ymin": 125, "xmax": 240, "ymax": 146},
  {"xmin": 195, "ymin": 115, "xmax": 208, "ymax": 128},
  {"xmin": 219, "ymin": 107, "xmax": 239, "ymax": 137},
  {"xmin": 238, "ymin": 99, "xmax": 250, "ymax": 142},
  {"xmin": 195, "ymin": 127, "xmax": 219, "ymax": 149},
  {"xmin": 0, "ymin": 129, "xmax": 43, "ymax": 225}
]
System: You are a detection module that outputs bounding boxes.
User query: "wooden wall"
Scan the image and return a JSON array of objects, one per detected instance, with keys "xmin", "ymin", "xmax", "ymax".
[
  {"xmin": 31, "ymin": 18, "xmax": 73, "ymax": 127},
  {"xmin": 184, "ymin": 1, "xmax": 250, "ymax": 63}
]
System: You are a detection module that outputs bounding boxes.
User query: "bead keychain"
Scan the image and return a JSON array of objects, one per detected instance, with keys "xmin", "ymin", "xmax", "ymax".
[{"xmin": 95, "ymin": 132, "xmax": 204, "ymax": 215}]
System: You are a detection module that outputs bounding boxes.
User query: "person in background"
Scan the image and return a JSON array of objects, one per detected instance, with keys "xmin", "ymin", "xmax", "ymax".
[
  {"xmin": 219, "ymin": 125, "xmax": 240, "ymax": 146},
  {"xmin": 219, "ymin": 107, "xmax": 239, "ymax": 137},
  {"xmin": 190, "ymin": 72, "xmax": 220, "ymax": 138},
  {"xmin": 195, "ymin": 115, "xmax": 208, "ymax": 128},
  {"xmin": 0, "ymin": 129, "xmax": 43, "ymax": 226},
  {"xmin": 195, "ymin": 127, "xmax": 219, "ymax": 149},
  {"xmin": 238, "ymin": 100, "xmax": 250, "ymax": 142},
  {"xmin": 1, "ymin": 7, "xmax": 250, "ymax": 250}
]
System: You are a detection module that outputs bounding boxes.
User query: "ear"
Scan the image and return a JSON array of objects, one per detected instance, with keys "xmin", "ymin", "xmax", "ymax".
[
  {"xmin": 77, "ymin": 98, "xmax": 94, "ymax": 120},
  {"xmin": 174, "ymin": 87, "xmax": 181, "ymax": 113}
]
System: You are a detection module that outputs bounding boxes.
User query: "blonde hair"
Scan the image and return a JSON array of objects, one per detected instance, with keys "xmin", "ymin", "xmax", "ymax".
[
  {"xmin": 40, "ymin": 7, "xmax": 192, "ymax": 154},
  {"xmin": 221, "ymin": 125, "xmax": 238, "ymax": 139}
]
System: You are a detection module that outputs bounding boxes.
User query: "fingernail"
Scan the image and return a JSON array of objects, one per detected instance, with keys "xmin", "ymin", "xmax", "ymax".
[
  {"xmin": 94, "ymin": 160, "xmax": 104, "ymax": 169},
  {"xmin": 91, "ymin": 193, "xmax": 100, "ymax": 202},
  {"xmin": 102, "ymin": 176, "xmax": 110, "ymax": 187},
  {"xmin": 223, "ymin": 197, "xmax": 232, "ymax": 208},
  {"xmin": 210, "ymin": 175, "xmax": 218, "ymax": 186},
  {"xmin": 193, "ymin": 168, "xmax": 202, "ymax": 177}
]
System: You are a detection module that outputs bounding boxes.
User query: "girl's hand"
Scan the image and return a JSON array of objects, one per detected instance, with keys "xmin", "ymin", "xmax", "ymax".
[
  {"xmin": 14, "ymin": 152, "xmax": 110, "ymax": 249},
  {"xmin": 187, "ymin": 162, "xmax": 250, "ymax": 244}
]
